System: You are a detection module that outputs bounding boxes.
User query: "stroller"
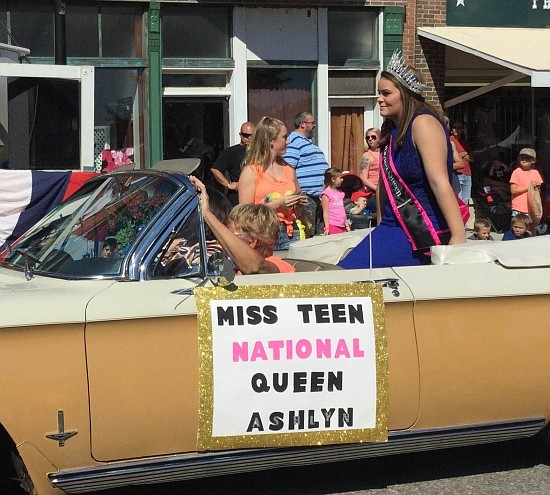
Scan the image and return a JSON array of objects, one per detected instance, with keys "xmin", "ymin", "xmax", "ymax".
[{"xmin": 340, "ymin": 172, "xmax": 376, "ymax": 230}]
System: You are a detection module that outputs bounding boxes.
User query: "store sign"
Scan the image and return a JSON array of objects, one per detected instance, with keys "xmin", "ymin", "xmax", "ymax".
[
  {"xmin": 195, "ymin": 283, "xmax": 388, "ymax": 451},
  {"xmin": 447, "ymin": 0, "xmax": 550, "ymax": 27}
]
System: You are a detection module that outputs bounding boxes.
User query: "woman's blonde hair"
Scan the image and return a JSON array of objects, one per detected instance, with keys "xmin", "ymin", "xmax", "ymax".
[
  {"xmin": 228, "ymin": 203, "xmax": 280, "ymax": 258},
  {"xmin": 244, "ymin": 116, "xmax": 285, "ymax": 170},
  {"xmin": 379, "ymin": 69, "xmax": 442, "ymax": 149}
]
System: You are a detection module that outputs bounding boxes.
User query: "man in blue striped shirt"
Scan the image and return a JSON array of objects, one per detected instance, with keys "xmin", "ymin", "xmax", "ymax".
[{"xmin": 284, "ymin": 112, "xmax": 329, "ymax": 235}]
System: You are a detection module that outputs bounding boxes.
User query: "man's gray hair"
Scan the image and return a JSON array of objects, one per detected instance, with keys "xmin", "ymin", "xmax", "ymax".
[{"xmin": 294, "ymin": 111, "xmax": 312, "ymax": 129}]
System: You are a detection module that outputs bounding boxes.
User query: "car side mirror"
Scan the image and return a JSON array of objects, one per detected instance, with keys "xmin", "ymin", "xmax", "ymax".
[{"xmin": 207, "ymin": 251, "xmax": 235, "ymax": 287}]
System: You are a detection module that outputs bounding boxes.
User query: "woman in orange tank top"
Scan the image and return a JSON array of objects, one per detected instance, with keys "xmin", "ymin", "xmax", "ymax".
[{"xmin": 239, "ymin": 116, "xmax": 307, "ymax": 250}]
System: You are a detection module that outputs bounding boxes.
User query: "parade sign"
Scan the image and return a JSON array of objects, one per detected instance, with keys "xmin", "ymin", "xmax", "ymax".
[{"xmin": 195, "ymin": 283, "xmax": 388, "ymax": 451}]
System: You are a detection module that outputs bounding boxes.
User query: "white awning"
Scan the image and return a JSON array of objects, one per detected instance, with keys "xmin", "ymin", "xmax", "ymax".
[{"xmin": 417, "ymin": 27, "xmax": 550, "ymax": 87}]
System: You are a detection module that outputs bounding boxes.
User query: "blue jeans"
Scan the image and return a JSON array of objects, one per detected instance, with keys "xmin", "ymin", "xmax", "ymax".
[
  {"xmin": 274, "ymin": 221, "xmax": 300, "ymax": 251},
  {"xmin": 457, "ymin": 174, "xmax": 472, "ymax": 204}
]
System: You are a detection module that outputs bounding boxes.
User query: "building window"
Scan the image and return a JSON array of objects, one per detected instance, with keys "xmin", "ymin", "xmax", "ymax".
[
  {"xmin": 328, "ymin": 10, "xmax": 378, "ymax": 66},
  {"xmin": 162, "ymin": 6, "xmax": 230, "ymax": 59},
  {"xmin": 328, "ymin": 70, "xmax": 376, "ymax": 96},
  {"xmin": 1, "ymin": 2, "xmax": 143, "ymax": 59},
  {"xmin": 7, "ymin": 2, "xmax": 54, "ymax": 57},
  {"xmin": 247, "ymin": 68, "xmax": 315, "ymax": 134},
  {"xmin": 66, "ymin": 4, "xmax": 99, "ymax": 57},
  {"xmin": 162, "ymin": 73, "xmax": 227, "ymax": 89},
  {"xmin": 101, "ymin": 6, "xmax": 143, "ymax": 58},
  {"xmin": 95, "ymin": 68, "xmax": 144, "ymax": 169}
]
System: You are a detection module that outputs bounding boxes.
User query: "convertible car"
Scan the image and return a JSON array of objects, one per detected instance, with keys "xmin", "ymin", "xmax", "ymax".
[{"xmin": 1, "ymin": 170, "xmax": 550, "ymax": 495}]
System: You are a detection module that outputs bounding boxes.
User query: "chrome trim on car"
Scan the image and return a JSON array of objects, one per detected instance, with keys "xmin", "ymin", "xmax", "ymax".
[{"xmin": 49, "ymin": 418, "xmax": 544, "ymax": 494}]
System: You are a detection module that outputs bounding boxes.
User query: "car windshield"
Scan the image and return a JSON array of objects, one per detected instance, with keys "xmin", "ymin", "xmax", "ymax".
[{"xmin": 1, "ymin": 174, "xmax": 180, "ymax": 278}]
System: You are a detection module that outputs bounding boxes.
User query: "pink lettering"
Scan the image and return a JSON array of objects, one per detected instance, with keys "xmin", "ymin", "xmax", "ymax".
[
  {"xmin": 250, "ymin": 341, "xmax": 268, "ymax": 361},
  {"xmin": 316, "ymin": 339, "xmax": 331, "ymax": 358},
  {"xmin": 233, "ymin": 342, "xmax": 248, "ymax": 362},
  {"xmin": 268, "ymin": 340, "xmax": 284, "ymax": 360},
  {"xmin": 296, "ymin": 339, "xmax": 312, "ymax": 359},
  {"xmin": 353, "ymin": 338, "xmax": 365, "ymax": 357},
  {"xmin": 231, "ymin": 338, "xmax": 366, "ymax": 362},
  {"xmin": 334, "ymin": 339, "xmax": 351, "ymax": 359}
]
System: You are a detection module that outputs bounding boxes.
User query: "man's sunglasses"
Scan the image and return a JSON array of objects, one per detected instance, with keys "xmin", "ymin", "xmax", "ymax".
[{"xmin": 240, "ymin": 132, "xmax": 252, "ymax": 138}]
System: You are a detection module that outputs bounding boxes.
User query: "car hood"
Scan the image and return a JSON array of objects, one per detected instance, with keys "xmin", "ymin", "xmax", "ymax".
[{"xmin": 0, "ymin": 266, "xmax": 115, "ymax": 328}]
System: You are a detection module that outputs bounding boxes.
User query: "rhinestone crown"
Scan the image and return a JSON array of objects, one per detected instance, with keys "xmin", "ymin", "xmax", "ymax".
[{"xmin": 385, "ymin": 50, "xmax": 425, "ymax": 95}]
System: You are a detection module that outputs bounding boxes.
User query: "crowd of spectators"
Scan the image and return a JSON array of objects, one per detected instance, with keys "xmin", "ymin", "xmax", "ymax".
[{"xmin": 182, "ymin": 105, "xmax": 547, "ymax": 274}]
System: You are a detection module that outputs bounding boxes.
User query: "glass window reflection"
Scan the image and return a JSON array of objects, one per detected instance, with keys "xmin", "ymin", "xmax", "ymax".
[
  {"xmin": 66, "ymin": 4, "xmax": 99, "ymax": 57},
  {"xmin": 95, "ymin": 68, "xmax": 144, "ymax": 169},
  {"xmin": 328, "ymin": 10, "xmax": 378, "ymax": 65},
  {"xmin": 101, "ymin": 6, "xmax": 144, "ymax": 58},
  {"xmin": 162, "ymin": 6, "xmax": 230, "ymax": 58},
  {"xmin": 9, "ymin": 2, "xmax": 54, "ymax": 57}
]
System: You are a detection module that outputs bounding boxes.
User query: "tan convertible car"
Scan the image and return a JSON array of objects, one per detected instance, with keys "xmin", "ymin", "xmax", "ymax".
[{"xmin": 1, "ymin": 170, "xmax": 550, "ymax": 495}]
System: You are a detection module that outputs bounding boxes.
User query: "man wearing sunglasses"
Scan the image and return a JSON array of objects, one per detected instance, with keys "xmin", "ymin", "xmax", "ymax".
[
  {"xmin": 211, "ymin": 121, "xmax": 256, "ymax": 207},
  {"xmin": 284, "ymin": 111, "xmax": 329, "ymax": 235}
]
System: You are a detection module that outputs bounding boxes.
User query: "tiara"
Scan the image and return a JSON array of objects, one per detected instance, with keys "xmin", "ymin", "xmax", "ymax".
[{"xmin": 385, "ymin": 50, "xmax": 425, "ymax": 95}]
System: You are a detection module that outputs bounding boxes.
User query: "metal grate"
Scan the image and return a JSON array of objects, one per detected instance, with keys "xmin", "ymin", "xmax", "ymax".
[{"xmin": 94, "ymin": 126, "xmax": 110, "ymax": 172}]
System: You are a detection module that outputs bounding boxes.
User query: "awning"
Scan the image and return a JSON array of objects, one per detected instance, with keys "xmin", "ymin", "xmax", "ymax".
[{"xmin": 417, "ymin": 27, "xmax": 550, "ymax": 88}]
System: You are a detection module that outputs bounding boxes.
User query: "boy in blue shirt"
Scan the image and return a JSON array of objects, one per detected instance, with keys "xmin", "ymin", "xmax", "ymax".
[{"xmin": 502, "ymin": 214, "xmax": 532, "ymax": 240}]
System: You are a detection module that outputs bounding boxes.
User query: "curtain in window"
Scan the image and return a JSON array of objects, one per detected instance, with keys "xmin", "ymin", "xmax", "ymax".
[
  {"xmin": 330, "ymin": 108, "xmax": 363, "ymax": 174},
  {"xmin": 248, "ymin": 89, "xmax": 311, "ymax": 133}
]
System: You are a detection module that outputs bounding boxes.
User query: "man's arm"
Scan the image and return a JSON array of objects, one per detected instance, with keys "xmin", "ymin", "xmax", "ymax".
[{"xmin": 211, "ymin": 168, "xmax": 238, "ymax": 190}]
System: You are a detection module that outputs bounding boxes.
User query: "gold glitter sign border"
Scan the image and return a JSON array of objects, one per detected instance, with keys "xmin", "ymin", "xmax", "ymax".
[{"xmin": 195, "ymin": 283, "xmax": 388, "ymax": 451}]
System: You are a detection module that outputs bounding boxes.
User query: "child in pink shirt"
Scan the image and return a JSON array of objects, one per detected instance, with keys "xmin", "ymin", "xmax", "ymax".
[{"xmin": 321, "ymin": 168, "xmax": 350, "ymax": 235}]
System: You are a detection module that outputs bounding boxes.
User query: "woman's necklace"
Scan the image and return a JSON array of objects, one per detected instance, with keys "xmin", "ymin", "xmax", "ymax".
[{"xmin": 264, "ymin": 163, "xmax": 287, "ymax": 184}]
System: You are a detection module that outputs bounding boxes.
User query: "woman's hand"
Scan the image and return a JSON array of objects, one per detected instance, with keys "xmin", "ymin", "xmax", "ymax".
[
  {"xmin": 275, "ymin": 193, "xmax": 303, "ymax": 209},
  {"xmin": 189, "ymin": 176, "xmax": 210, "ymax": 215}
]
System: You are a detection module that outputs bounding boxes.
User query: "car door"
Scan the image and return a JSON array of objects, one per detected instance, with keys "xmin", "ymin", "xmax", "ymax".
[
  {"xmin": 84, "ymin": 202, "xmax": 206, "ymax": 462},
  {"xmin": 85, "ymin": 278, "xmax": 202, "ymax": 462}
]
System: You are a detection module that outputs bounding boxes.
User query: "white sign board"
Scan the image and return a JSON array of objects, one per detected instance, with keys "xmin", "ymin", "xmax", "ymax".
[{"xmin": 195, "ymin": 283, "xmax": 388, "ymax": 451}]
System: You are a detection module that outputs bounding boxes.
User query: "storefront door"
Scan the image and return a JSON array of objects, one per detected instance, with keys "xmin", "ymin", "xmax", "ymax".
[{"xmin": 162, "ymin": 97, "xmax": 228, "ymax": 181}]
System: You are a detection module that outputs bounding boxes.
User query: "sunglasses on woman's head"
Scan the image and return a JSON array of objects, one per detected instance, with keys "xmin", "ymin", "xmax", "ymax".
[{"xmin": 367, "ymin": 135, "xmax": 378, "ymax": 140}]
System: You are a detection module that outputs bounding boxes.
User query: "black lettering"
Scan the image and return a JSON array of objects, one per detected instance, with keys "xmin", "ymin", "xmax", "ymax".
[
  {"xmin": 246, "ymin": 306, "xmax": 262, "ymax": 325},
  {"xmin": 247, "ymin": 412, "xmax": 264, "ymax": 432},
  {"xmin": 217, "ymin": 306, "xmax": 234, "ymax": 326},
  {"xmin": 348, "ymin": 304, "xmax": 364, "ymax": 324},
  {"xmin": 321, "ymin": 408, "xmax": 335, "ymax": 427},
  {"xmin": 308, "ymin": 410, "xmax": 319, "ymax": 428},
  {"xmin": 338, "ymin": 407, "xmax": 353, "ymax": 427},
  {"xmin": 251, "ymin": 373, "xmax": 270, "ymax": 392},
  {"xmin": 263, "ymin": 305, "xmax": 278, "ymax": 324},
  {"xmin": 273, "ymin": 373, "xmax": 288, "ymax": 392},
  {"xmin": 293, "ymin": 372, "xmax": 307, "ymax": 392},
  {"xmin": 327, "ymin": 371, "xmax": 343, "ymax": 391},
  {"xmin": 310, "ymin": 371, "xmax": 324, "ymax": 392},
  {"xmin": 269, "ymin": 412, "xmax": 284, "ymax": 431},
  {"xmin": 331, "ymin": 304, "xmax": 346, "ymax": 323},
  {"xmin": 296, "ymin": 304, "xmax": 313, "ymax": 323},
  {"xmin": 315, "ymin": 304, "xmax": 330, "ymax": 323},
  {"xmin": 237, "ymin": 306, "xmax": 244, "ymax": 325},
  {"xmin": 289, "ymin": 410, "xmax": 304, "ymax": 430}
]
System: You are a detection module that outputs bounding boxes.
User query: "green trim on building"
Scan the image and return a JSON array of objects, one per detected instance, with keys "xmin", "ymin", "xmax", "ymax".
[
  {"xmin": 27, "ymin": 58, "xmax": 148, "ymax": 68},
  {"xmin": 382, "ymin": 6, "xmax": 404, "ymax": 68},
  {"xmin": 162, "ymin": 58, "xmax": 234, "ymax": 69},
  {"xmin": 447, "ymin": 0, "xmax": 550, "ymax": 27},
  {"xmin": 148, "ymin": 1, "xmax": 163, "ymax": 167}
]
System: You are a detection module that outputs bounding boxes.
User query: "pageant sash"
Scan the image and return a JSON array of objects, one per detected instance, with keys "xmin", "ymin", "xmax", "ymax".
[{"xmin": 380, "ymin": 136, "xmax": 443, "ymax": 251}]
